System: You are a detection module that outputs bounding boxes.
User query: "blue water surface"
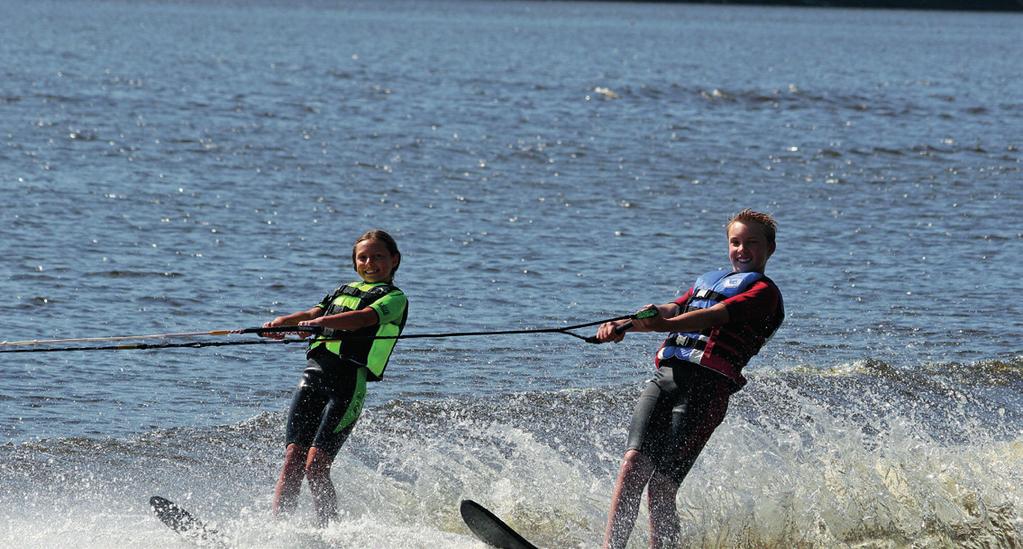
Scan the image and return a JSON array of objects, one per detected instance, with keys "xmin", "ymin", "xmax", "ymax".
[{"xmin": 0, "ymin": 1, "xmax": 1020, "ymax": 546}]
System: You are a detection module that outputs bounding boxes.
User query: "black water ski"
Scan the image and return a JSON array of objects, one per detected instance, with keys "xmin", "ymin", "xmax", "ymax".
[
  {"xmin": 150, "ymin": 496, "xmax": 227, "ymax": 547},
  {"xmin": 460, "ymin": 499, "xmax": 539, "ymax": 549}
]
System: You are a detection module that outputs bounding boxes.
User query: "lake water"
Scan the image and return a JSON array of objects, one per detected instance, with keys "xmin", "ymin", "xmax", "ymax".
[{"xmin": 1, "ymin": 0, "xmax": 1021, "ymax": 546}]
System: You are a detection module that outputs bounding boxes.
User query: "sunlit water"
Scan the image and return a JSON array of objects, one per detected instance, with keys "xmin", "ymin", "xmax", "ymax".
[{"xmin": 1, "ymin": 0, "xmax": 1020, "ymax": 546}]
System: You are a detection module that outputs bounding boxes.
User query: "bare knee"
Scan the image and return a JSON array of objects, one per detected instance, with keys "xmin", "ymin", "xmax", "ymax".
[
  {"xmin": 619, "ymin": 449, "xmax": 653, "ymax": 479},
  {"xmin": 280, "ymin": 444, "xmax": 310, "ymax": 479},
  {"xmin": 284, "ymin": 443, "xmax": 308, "ymax": 463},
  {"xmin": 304, "ymin": 448, "xmax": 334, "ymax": 484},
  {"xmin": 621, "ymin": 449, "xmax": 646, "ymax": 469}
]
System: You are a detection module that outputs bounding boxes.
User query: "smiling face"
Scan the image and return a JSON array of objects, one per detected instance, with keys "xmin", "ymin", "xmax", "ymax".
[
  {"xmin": 353, "ymin": 238, "xmax": 399, "ymax": 283},
  {"xmin": 728, "ymin": 220, "xmax": 775, "ymax": 273}
]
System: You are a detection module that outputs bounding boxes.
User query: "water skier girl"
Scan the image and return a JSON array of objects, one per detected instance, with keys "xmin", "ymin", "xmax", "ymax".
[{"xmin": 262, "ymin": 230, "xmax": 408, "ymax": 526}]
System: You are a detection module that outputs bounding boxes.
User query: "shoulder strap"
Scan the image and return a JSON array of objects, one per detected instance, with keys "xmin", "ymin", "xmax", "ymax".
[
  {"xmin": 683, "ymin": 270, "xmax": 762, "ymax": 312},
  {"xmin": 327, "ymin": 282, "xmax": 397, "ymax": 309}
]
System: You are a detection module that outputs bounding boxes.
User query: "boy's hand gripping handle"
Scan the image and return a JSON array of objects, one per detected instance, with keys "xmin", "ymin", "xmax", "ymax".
[
  {"xmin": 585, "ymin": 306, "xmax": 659, "ymax": 344},
  {"xmin": 612, "ymin": 305, "xmax": 658, "ymax": 335}
]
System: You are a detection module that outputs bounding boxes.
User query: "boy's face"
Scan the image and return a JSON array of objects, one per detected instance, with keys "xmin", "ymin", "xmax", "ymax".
[{"xmin": 728, "ymin": 221, "xmax": 774, "ymax": 273}]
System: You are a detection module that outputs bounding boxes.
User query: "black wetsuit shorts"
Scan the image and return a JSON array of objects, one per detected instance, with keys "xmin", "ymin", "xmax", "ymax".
[
  {"xmin": 285, "ymin": 348, "xmax": 367, "ymax": 457},
  {"xmin": 626, "ymin": 360, "xmax": 735, "ymax": 485}
]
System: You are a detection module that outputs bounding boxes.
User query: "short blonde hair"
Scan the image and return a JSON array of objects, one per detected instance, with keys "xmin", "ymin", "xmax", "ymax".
[{"xmin": 727, "ymin": 209, "xmax": 776, "ymax": 245}]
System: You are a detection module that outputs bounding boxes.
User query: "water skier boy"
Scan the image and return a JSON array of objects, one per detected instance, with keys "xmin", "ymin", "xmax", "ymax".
[{"xmin": 595, "ymin": 209, "xmax": 784, "ymax": 548}]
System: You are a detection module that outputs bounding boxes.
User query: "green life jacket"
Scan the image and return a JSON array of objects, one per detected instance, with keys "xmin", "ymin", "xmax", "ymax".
[{"xmin": 308, "ymin": 281, "xmax": 407, "ymax": 381}]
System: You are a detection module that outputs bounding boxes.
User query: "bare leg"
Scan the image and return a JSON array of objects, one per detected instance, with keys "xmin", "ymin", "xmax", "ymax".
[
  {"xmin": 272, "ymin": 443, "xmax": 309, "ymax": 516},
  {"xmin": 603, "ymin": 449, "xmax": 655, "ymax": 549},
  {"xmin": 647, "ymin": 471, "xmax": 681, "ymax": 548},
  {"xmin": 304, "ymin": 447, "xmax": 338, "ymax": 527}
]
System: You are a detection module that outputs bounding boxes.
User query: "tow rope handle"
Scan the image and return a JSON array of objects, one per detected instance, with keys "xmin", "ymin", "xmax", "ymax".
[
  {"xmin": 236, "ymin": 326, "xmax": 324, "ymax": 336},
  {"xmin": 584, "ymin": 306, "xmax": 658, "ymax": 344}
]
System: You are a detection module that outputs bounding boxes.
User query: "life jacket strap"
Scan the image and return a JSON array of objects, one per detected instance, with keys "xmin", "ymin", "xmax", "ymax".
[
  {"xmin": 692, "ymin": 288, "xmax": 728, "ymax": 302},
  {"xmin": 329, "ymin": 283, "xmax": 394, "ymax": 304},
  {"xmin": 670, "ymin": 334, "xmax": 709, "ymax": 350}
]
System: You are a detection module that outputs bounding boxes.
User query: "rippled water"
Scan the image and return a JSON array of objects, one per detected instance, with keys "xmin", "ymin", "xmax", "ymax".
[{"xmin": 1, "ymin": 0, "xmax": 1021, "ymax": 546}]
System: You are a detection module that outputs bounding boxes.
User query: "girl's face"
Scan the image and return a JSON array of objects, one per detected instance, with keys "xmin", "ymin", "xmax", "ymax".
[
  {"xmin": 353, "ymin": 239, "xmax": 398, "ymax": 283},
  {"xmin": 728, "ymin": 221, "xmax": 774, "ymax": 273}
]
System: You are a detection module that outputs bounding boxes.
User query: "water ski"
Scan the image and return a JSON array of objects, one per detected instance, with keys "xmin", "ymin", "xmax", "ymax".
[
  {"xmin": 149, "ymin": 496, "xmax": 226, "ymax": 547},
  {"xmin": 459, "ymin": 499, "xmax": 539, "ymax": 549}
]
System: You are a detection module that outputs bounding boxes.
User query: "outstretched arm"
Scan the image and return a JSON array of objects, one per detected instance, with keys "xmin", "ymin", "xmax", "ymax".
[
  {"xmin": 595, "ymin": 303, "xmax": 680, "ymax": 343},
  {"xmin": 262, "ymin": 306, "xmax": 324, "ymax": 339},
  {"xmin": 636, "ymin": 302, "xmax": 729, "ymax": 333}
]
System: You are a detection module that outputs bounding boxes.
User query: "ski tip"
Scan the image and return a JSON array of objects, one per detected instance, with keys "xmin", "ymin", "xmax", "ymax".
[{"xmin": 459, "ymin": 499, "xmax": 539, "ymax": 549}]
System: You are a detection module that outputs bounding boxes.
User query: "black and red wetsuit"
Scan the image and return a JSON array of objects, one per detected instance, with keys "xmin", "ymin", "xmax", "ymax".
[{"xmin": 627, "ymin": 270, "xmax": 784, "ymax": 484}]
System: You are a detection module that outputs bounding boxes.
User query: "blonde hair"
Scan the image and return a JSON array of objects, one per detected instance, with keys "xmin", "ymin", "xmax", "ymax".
[{"xmin": 727, "ymin": 209, "xmax": 777, "ymax": 245}]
